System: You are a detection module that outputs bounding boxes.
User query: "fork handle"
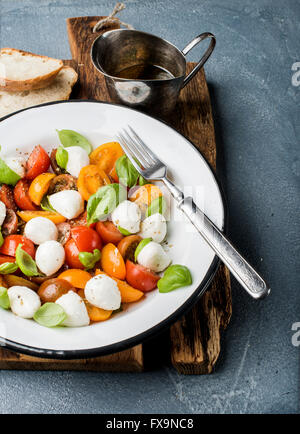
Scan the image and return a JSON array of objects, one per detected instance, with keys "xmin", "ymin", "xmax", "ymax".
[{"xmin": 178, "ymin": 196, "xmax": 270, "ymax": 299}]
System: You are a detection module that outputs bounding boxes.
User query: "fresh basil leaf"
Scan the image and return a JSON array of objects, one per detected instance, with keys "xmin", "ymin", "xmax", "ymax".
[
  {"xmin": 15, "ymin": 244, "xmax": 39, "ymax": 277},
  {"xmin": 139, "ymin": 174, "xmax": 148, "ymax": 186},
  {"xmin": 56, "ymin": 146, "xmax": 68, "ymax": 169},
  {"xmin": 33, "ymin": 302, "xmax": 67, "ymax": 327},
  {"xmin": 134, "ymin": 238, "xmax": 152, "ymax": 262},
  {"xmin": 146, "ymin": 196, "xmax": 167, "ymax": 217},
  {"xmin": 56, "ymin": 129, "xmax": 92, "ymax": 154},
  {"xmin": 158, "ymin": 264, "xmax": 192, "ymax": 293},
  {"xmin": 78, "ymin": 249, "xmax": 101, "ymax": 270},
  {"xmin": 0, "ymin": 262, "xmax": 18, "ymax": 274},
  {"xmin": 0, "ymin": 158, "xmax": 21, "ymax": 186},
  {"xmin": 87, "ymin": 183, "xmax": 127, "ymax": 224},
  {"xmin": 40, "ymin": 195, "xmax": 56, "ymax": 212},
  {"xmin": 0, "ymin": 286, "xmax": 10, "ymax": 309},
  {"xmin": 118, "ymin": 226, "xmax": 131, "ymax": 236},
  {"xmin": 116, "ymin": 155, "xmax": 139, "ymax": 187},
  {"xmin": 0, "ymin": 230, "xmax": 3, "ymax": 248}
]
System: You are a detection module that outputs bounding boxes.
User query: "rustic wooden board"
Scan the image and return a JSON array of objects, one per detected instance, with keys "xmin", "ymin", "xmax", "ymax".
[
  {"xmin": 0, "ymin": 346, "xmax": 143, "ymax": 372},
  {"xmin": 0, "ymin": 16, "xmax": 231, "ymax": 373},
  {"xmin": 167, "ymin": 62, "xmax": 232, "ymax": 374}
]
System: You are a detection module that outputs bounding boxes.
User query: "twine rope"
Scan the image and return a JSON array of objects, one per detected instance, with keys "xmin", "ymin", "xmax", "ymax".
[{"xmin": 93, "ymin": 2, "xmax": 134, "ymax": 33}]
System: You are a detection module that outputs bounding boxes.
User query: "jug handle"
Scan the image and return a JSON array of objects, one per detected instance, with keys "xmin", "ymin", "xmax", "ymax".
[{"xmin": 181, "ymin": 32, "xmax": 216, "ymax": 88}]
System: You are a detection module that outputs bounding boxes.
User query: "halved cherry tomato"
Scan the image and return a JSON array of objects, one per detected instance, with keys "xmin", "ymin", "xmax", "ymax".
[
  {"xmin": 0, "ymin": 254, "xmax": 16, "ymax": 265},
  {"xmin": 71, "ymin": 226, "xmax": 102, "ymax": 253},
  {"xmin": 77, "ymin": 164, "xmax": 110, "ymax": 201},
  {"xmin": 0, "ymin": 235, "xmax": 35, "ymax": 259},
  {"xmin": 28, "ymin": 172, "xmax": 55, "ymax": 205},
  {"xmin": 77, "ymin": 289, "xmax": 84, "ymax": 298},
  {"xmin": 58, "ymin": 269, "xmax": 92, "ymax": 289},
  {"xmin": 17, "ymin": 210, "xmax": 66, "ymax": 224},
  {"xmin": 64, "ymin": 226, "xmax": 102, "ymax": 269},
  {"xmin": 14, "ymin": 179, "xmax": 38, "ymax": 211},
  {"xmin": 95, "ymin": 269, "xmax": 144, "ymax": 303},
  {"xmin": 96, "ymin": 221, "xmax": 123, "ymax": 245},
  {"xmin": 48, "ymin": 174, "xmax": 77, "ymax": 195},
  {"xmin": 4, "ymin": 274, "xmax": 38, "ymax": 291},
  {"xmin": 85, "ymin": 302, "xmax": 113, "ymax": 322},
  {"xmin": 101, "ymin": 243, "xmax": 126, "ymax": 280},
  {"xmin": 117, "ymin": 235, "xmax": 142, "ymax": 262},
  {"xmin": 2, "ymin": 210, "xmax": 18, "ymax": 236},
  {"xmin": 129, "ymin": 184, "xmax": 162, "ymax": 213},
  {"xmin": 50, "ymin": 149, "xmax": 63, "ymax": 175},
  {"xmin": 38, "ymin": 278, "xmax": 74, "ymax": 303},
  {"xmin": 90, "ymin": 142, "xmax": 124, "ymax": 182},
  {"xmin": 125, "ymin": 260, "xmax": 160, "ymax": 292},
  {"xmin": 26, "ymin": 145, "xmax": 50, "ymax": 180},
  {"xmin": 0, "ymin": 275, "xmax": 7, "ymax": 287},
  {"xmin": 77, "ymin": 288, "xmax": 113, "ymax": 322},
  {"xmin": 64, "ymin": 239, "xmax": 83, "ymax": 269},
  {"xmin": 0, "ymin": 185, "xmax": 17, "ymax": 211}
]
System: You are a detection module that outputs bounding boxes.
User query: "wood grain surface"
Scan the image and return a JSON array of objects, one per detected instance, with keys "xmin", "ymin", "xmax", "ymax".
[
  {"xmin": 166, "ymin": 60, "xmax": 232, "ymax": 374},
  {"xmin": 0, "ymin": 16, "xmax": 231, "ymax": 373}
]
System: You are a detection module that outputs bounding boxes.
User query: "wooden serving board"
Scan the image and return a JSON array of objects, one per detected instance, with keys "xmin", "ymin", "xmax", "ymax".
[{"xmin": 0, "ymin": 16, "xmax": 231, "ymax": 374}]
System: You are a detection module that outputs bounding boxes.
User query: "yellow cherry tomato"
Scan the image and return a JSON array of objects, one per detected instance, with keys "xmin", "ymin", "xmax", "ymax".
[
  {"xmin": 90, "ymin": 142, "xmax": 124, "ymax": 182},
  {"xmin": 129, "ymin": 184, "xmax": 162, "ymax": 213},
  {"xmin": 77, "ymin": 164, "xmax": 110, "ymax": 201},
  {"xmin": 100, "ymin": 243, "xmax": 126, "ymax": 280},
  {"xmin": 58, "ymin": 269, "xmax": 92, "ymax": 289},
  {"xmin": 77, "ymin": 289, "xmax": 113, "ymax": 322},
  {"xmin": 28, "ymin": 173, "xmax": 55, "ymax": 205},
  {"xmin": 17, "ymin": 210, "xmax": 66, "ymax": 224}
]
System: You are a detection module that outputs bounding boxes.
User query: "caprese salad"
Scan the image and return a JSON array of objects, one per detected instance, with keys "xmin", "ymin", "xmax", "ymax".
[{"xmin": 0, "ymin": 130, "xmax": 192, "ymax": 328}]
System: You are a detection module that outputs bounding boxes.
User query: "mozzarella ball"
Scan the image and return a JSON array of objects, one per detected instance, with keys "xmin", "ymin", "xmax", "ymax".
[
  {"xmin": 8, "ymin": 286, "xmax": 41, "ymax": 319},
  {"xmin": 0, "ymin": 200, "xmax": 6, "ymax": 226},
  {"xmin": 137, "ymin": 241, "xmax": 171, "ymax": 272},
  {"xmin": 24, "ymin": 217, "xmax": 58, "ymax": 245},
  {"xmin": 84, "ymin": 274, "xmax": 121, "ymax": 310},
  {"xmin": 139, "ymin": 213, "xmax": 167, "ymax": 243},
  {"xmin": 65, "ymin": 146, "xmax": 90, "ymax": 178},
  {"xmin": 36, "ymin": 240, "xmax": 65, "ymax": 276},
  {"xmin": 56, "ymin": 291, "xmax": 89, "ymax": 327},
  {"xmin": 111, "ymin": 200, "xmax": 141, "ymax": 234},
  {"xmin": 3, "ymin": 156, "xmax": 26, "ymax": 178},
  {"xmin": 48, "ymin": 190, "xmax": 84, "ymax": 219}
]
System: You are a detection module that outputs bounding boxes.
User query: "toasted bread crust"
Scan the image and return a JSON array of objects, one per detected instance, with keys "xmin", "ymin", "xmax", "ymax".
[
  {"xmin": 0, "ymin": 48, "xmax": 64, "ymax": 91},
  {"xmin": 0, "ymin": 66, "xmax": 78, "ymax": 119}
]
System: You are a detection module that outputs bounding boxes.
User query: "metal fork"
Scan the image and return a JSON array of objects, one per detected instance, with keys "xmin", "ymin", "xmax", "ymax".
[{"xmin": 117, "ymin": 126, "xmax": 270, "ymax": 300}]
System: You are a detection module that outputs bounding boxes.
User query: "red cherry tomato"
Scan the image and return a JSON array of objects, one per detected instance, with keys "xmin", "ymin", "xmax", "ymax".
[
  {"xmin": 0, "ymin": 254, "xmax": 16, "ymax": 265},
  {"xmin": 64, "ymin": 239, "xmax": 84, "ymax": 269},
  {"xmin": 64, "ymin": 226, "xmax": 102, "ymax": 269},
  {"xmin": 26, "ymin": 145, "xmax": 50, "ymax": 180},
  {"xmin": 125, "ymin": 260, "xmax": 160, "ymax": 292},
  {"xmin": 0, "ymin": 235, "xmax": 35, "ymax": 259},
  {"xmin": 0, "ymin": 185, "xmax": 17, "ymax": 211},
  {"xmin": 96, "ymin": 221, "xmax": 123, "ymax": 245},
  {"xmin": 2, "ymin": 210, "xmax": 18, "ymax": 236},
  {"xmin": 13, "ymin": 179, "xmax": 38, "ymax": 211},
  {"xmin": 71, "ymin": 226, "xmax": 102, "ymax": 253}
]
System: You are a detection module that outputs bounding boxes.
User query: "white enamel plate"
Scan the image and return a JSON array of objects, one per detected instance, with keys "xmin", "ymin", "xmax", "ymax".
[{"xmin": 0, "ymin": 101, "xmax": 225, "ymax": 359}]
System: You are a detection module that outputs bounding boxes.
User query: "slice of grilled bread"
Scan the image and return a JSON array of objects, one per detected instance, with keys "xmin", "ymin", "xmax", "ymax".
[
  {"xmin": 0, "ymin": 48, "xmax": 64, "ymax": 91},
  {"xmin": 0, "ymin": 66, "xmax": 78, "ymax": 118}
]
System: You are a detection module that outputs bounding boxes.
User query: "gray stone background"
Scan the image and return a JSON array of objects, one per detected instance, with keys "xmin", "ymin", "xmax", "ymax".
[{"xmin": 0, "ymin": 0, "xmax": 299, "ymax": 414}]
